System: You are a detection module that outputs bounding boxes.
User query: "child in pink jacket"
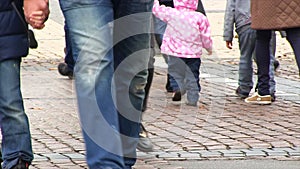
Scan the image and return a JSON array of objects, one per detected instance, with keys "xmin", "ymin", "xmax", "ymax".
[{"xmin": 152, "ymin": 0, "xmax": 213, "ymax": 106}]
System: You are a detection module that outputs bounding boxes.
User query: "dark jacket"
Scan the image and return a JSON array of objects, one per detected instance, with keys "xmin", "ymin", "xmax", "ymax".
[
  {"xmin": 0, "ymin": 0, "xmax": 29, "ymax": 62},
  {"xmin": 159, "ymin": 0, "xmax": 206, "ymax": 14},
  {"xmin": 159, "ymin": 0, "xmax": 174, "ymax": 7}
]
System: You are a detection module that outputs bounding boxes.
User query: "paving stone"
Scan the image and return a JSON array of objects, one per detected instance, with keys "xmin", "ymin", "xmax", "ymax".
[
  {"xmin": 63, "ymin": 153, "xmax": 85, "ymax": 159},
  {"xmin": 263, "ymin": 149, "xmax": 289, "ymax": 156},
  {"xmin": 219, "ymin": 149, "xmax": 245, "ymax": 157},
  {"xmin": 243, "ymin": 149, "xmax": 268, "ymax": 157},
  {"xmin": 199, "ymin": 151, "xmax": 222, "ymax": 158},
  {"xmin": 288, "ymin": 152, "xmax": 300, "ymax": 156},
  {"xmin": 42, "ymin": 153, "xmax": 69, "ymax": 160},
  {"xmin": 33, "ymin": 154, "xmax": 48, "ymax": 161},
  {"xmin": 177, "ymin": 151, "xmax": 201, "ymax": 159}
]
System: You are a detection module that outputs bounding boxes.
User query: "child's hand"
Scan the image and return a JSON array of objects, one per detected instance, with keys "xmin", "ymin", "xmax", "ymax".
[
  {"xmin": 206, "ymin": 48, "xmax": 212, "ymax": 55},
  {"xmin": 226, "ymin": 41, "xmax": 232, "ymax": 49}
]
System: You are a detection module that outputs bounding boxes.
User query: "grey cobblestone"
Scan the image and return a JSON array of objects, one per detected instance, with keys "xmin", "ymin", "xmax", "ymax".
[
  {"xmin": 263, "ymin": 149, "xmax": 289, "ymax": 156},
  {"xmin": 240, "ymin": 149, "xmax": 267, "ymax": 157},
  {"xmin": 219, "ymin": 149, "xmax": 245, "ymax": 157},
  {"xmin": 63, "ymin": 153, "xmax": 86, "ymax": 160},
  {"xmin": 199, "ymin": 151, "xmax": 222, "ymax": 158},
  {"xmin": 42, "ymin": 153, "xmax": 69, "ymax": 160}
]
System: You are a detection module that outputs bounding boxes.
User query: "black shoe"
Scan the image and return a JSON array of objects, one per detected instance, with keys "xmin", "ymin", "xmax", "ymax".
[
  {"xmin": 58, "ymin": 63, "xmax": 73, "ymax": 79},
  {"xmin": 137, "ymin": 123, "xmax": 154, "ymax": 152},
  {"xmin": 12, "ymin": 159, "xmax": 30, "ymax": 169},
  {"xmin": 235, "ymin": 87, "xmax": 249, "ymax": 99},
  {"xmin": 172, "ymin": 91, "xmax": 181, "ymax": 101},
  {"xmin": 274, "ymin": 59, "xmax": 280, "ymax": 71}
]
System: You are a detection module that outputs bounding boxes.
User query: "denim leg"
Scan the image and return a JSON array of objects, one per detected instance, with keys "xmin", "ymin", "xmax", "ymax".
[
  {"xmin": 142, "ymin": 51, "xmax": 155, "ymax": 112},
  {"xmin": 237, "ymin": 28, "xmax": 255, "ymax": 94},
  {"xmin": 153, "ymin": 16, "xmax": 173, "ymax": 91},
  {"xmin": 64, "ymin": 23, "xmax": 75, "ymax": 71},
  {"xmin": 113, "ymin": 0, "xmax": 153, "ymax": 167},
  {"xmin": 168, "ymin": 56, "xmax": 185, "ymax": 92},
  {"xmin": 285, "ymin": 28, "xmax": 300, "ymax": 73},
  {"xmin": 269, "ymin": 31, "xmax": 276, "ymax": 94},
  {"xmin": 255, "ymin": 30, "xmax": 271, "ymax": 96},
  {"xmin": 59, "ymin": 1, "xmax": 125, "ymax": 168},
  {"xmin": 153, "ymin": 16, "xmax": 167, "ymax": 47},
  {"xmin": 184, "ymin": 58, "xmax": 201, "ymax": 103},
  {"xmin": 0, "ymin": 59, "xmax": 33, "ymax": 169},
  {"xmin": 269, "ymin": 54, "xmax": 276, "ymax": 94}
]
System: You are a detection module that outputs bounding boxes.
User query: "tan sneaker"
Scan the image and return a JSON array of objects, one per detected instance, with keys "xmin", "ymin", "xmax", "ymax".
[{"xmin": 245, "ymin": 93, "xmax": 272, "ymax": 105}]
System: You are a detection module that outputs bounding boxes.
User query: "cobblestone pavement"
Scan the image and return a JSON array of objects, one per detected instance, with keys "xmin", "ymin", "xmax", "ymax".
[{"xmin": 17, "ymin": 1, "xmax": 300, "ymax": 168}]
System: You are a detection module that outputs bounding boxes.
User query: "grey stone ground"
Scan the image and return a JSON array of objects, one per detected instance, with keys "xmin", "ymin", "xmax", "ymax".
[{"xmin": 16, "ymin": 0, "xmax": 300, "ymax": 168}]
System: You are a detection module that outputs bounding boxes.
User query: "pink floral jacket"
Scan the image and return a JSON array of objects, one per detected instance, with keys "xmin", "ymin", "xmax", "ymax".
[{"xmin": 152, "ymin": 0, "xmax": 213, "ymax": 58}]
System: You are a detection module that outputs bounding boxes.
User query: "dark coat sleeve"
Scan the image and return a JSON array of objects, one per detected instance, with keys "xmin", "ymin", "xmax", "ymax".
[{"xmin": 196, "ymin": 0, "xmax": 206, "ymax": 16}]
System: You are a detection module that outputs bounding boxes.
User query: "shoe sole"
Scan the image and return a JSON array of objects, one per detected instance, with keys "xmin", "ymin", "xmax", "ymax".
[
  {"xmin": 171, "ymin": 100, "xmax": 182, "ymax": 106},
  {"xmin": 244, "ymin": 100, "xmax": 271, "ymax": 105}
]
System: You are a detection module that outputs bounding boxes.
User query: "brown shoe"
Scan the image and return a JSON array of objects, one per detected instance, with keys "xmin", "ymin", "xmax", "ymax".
[{"xmin": 245, "ymin": 93, "xmax": 271, "ymax": 105}]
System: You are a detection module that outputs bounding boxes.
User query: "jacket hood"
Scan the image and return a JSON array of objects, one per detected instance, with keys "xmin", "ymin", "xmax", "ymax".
[{"xmin": 173, "ymin": 0, "xmax": 198, "ymax": 11}]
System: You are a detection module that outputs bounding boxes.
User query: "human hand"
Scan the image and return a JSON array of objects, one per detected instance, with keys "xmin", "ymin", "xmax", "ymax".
[
  {"xmin": 206, "ymin": 48, "xmax": 212, "ymax": 55},
  {"xmin": 24, "ymin": 0, "xmax": 50, "ymax": 29},
  {"xmin": 226, "ymin": 41, "xmax": 232, "ymax": 49}
]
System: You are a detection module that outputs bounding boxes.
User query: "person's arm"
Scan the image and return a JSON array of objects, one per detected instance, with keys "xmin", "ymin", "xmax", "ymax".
[
  {"xmin": 24, "ymin": 0, "xmax": 49, "ymax": 29},
  {"xmin": 223, "ymin": 0, "xmax": 235, "ymax": 49},
  {"xmin": 199, "ymin": 17, "xmax": 213, "ymax": 55},
  {"xmin": 152, "ymin": 0, "xmax": 176, "ymax": 23}
]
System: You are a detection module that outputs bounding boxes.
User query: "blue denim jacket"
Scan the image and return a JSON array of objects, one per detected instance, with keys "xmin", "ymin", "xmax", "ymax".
[{"xmin": 223, "ymin": 0, "xmax": 252, "ymax": 42}]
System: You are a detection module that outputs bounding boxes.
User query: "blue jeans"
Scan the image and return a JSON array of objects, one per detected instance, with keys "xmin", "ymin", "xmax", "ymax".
[
  {"xmin": 168, "ymin": 56, "xmax": 201, "ymax": 103},
  {"xmin": 0, "ymin": 59, "xmax": 33, "ymax": 169},
  {"xmin": 238, "ymin": 28, "xmax": 276, "ymax": 95},
  {"xmin": 153, "ymin": 16, "xmax": 166, "ymax": 47},
  {"xmin": 59, "ymin": 0, "xmax": 153, "ymax": 168},
  {"xmin": 63, "ymin": 23, "xmax": 74, "ymax": 71},
  {"xmin": 237, "ymin": 28, "xmax": 256, "ymax": 94}
]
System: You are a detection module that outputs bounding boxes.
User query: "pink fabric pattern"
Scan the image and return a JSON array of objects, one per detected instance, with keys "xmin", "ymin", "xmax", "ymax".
[{"xmin": 152, "ymin": 0, "xmax": 213, "ymax": 58}]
